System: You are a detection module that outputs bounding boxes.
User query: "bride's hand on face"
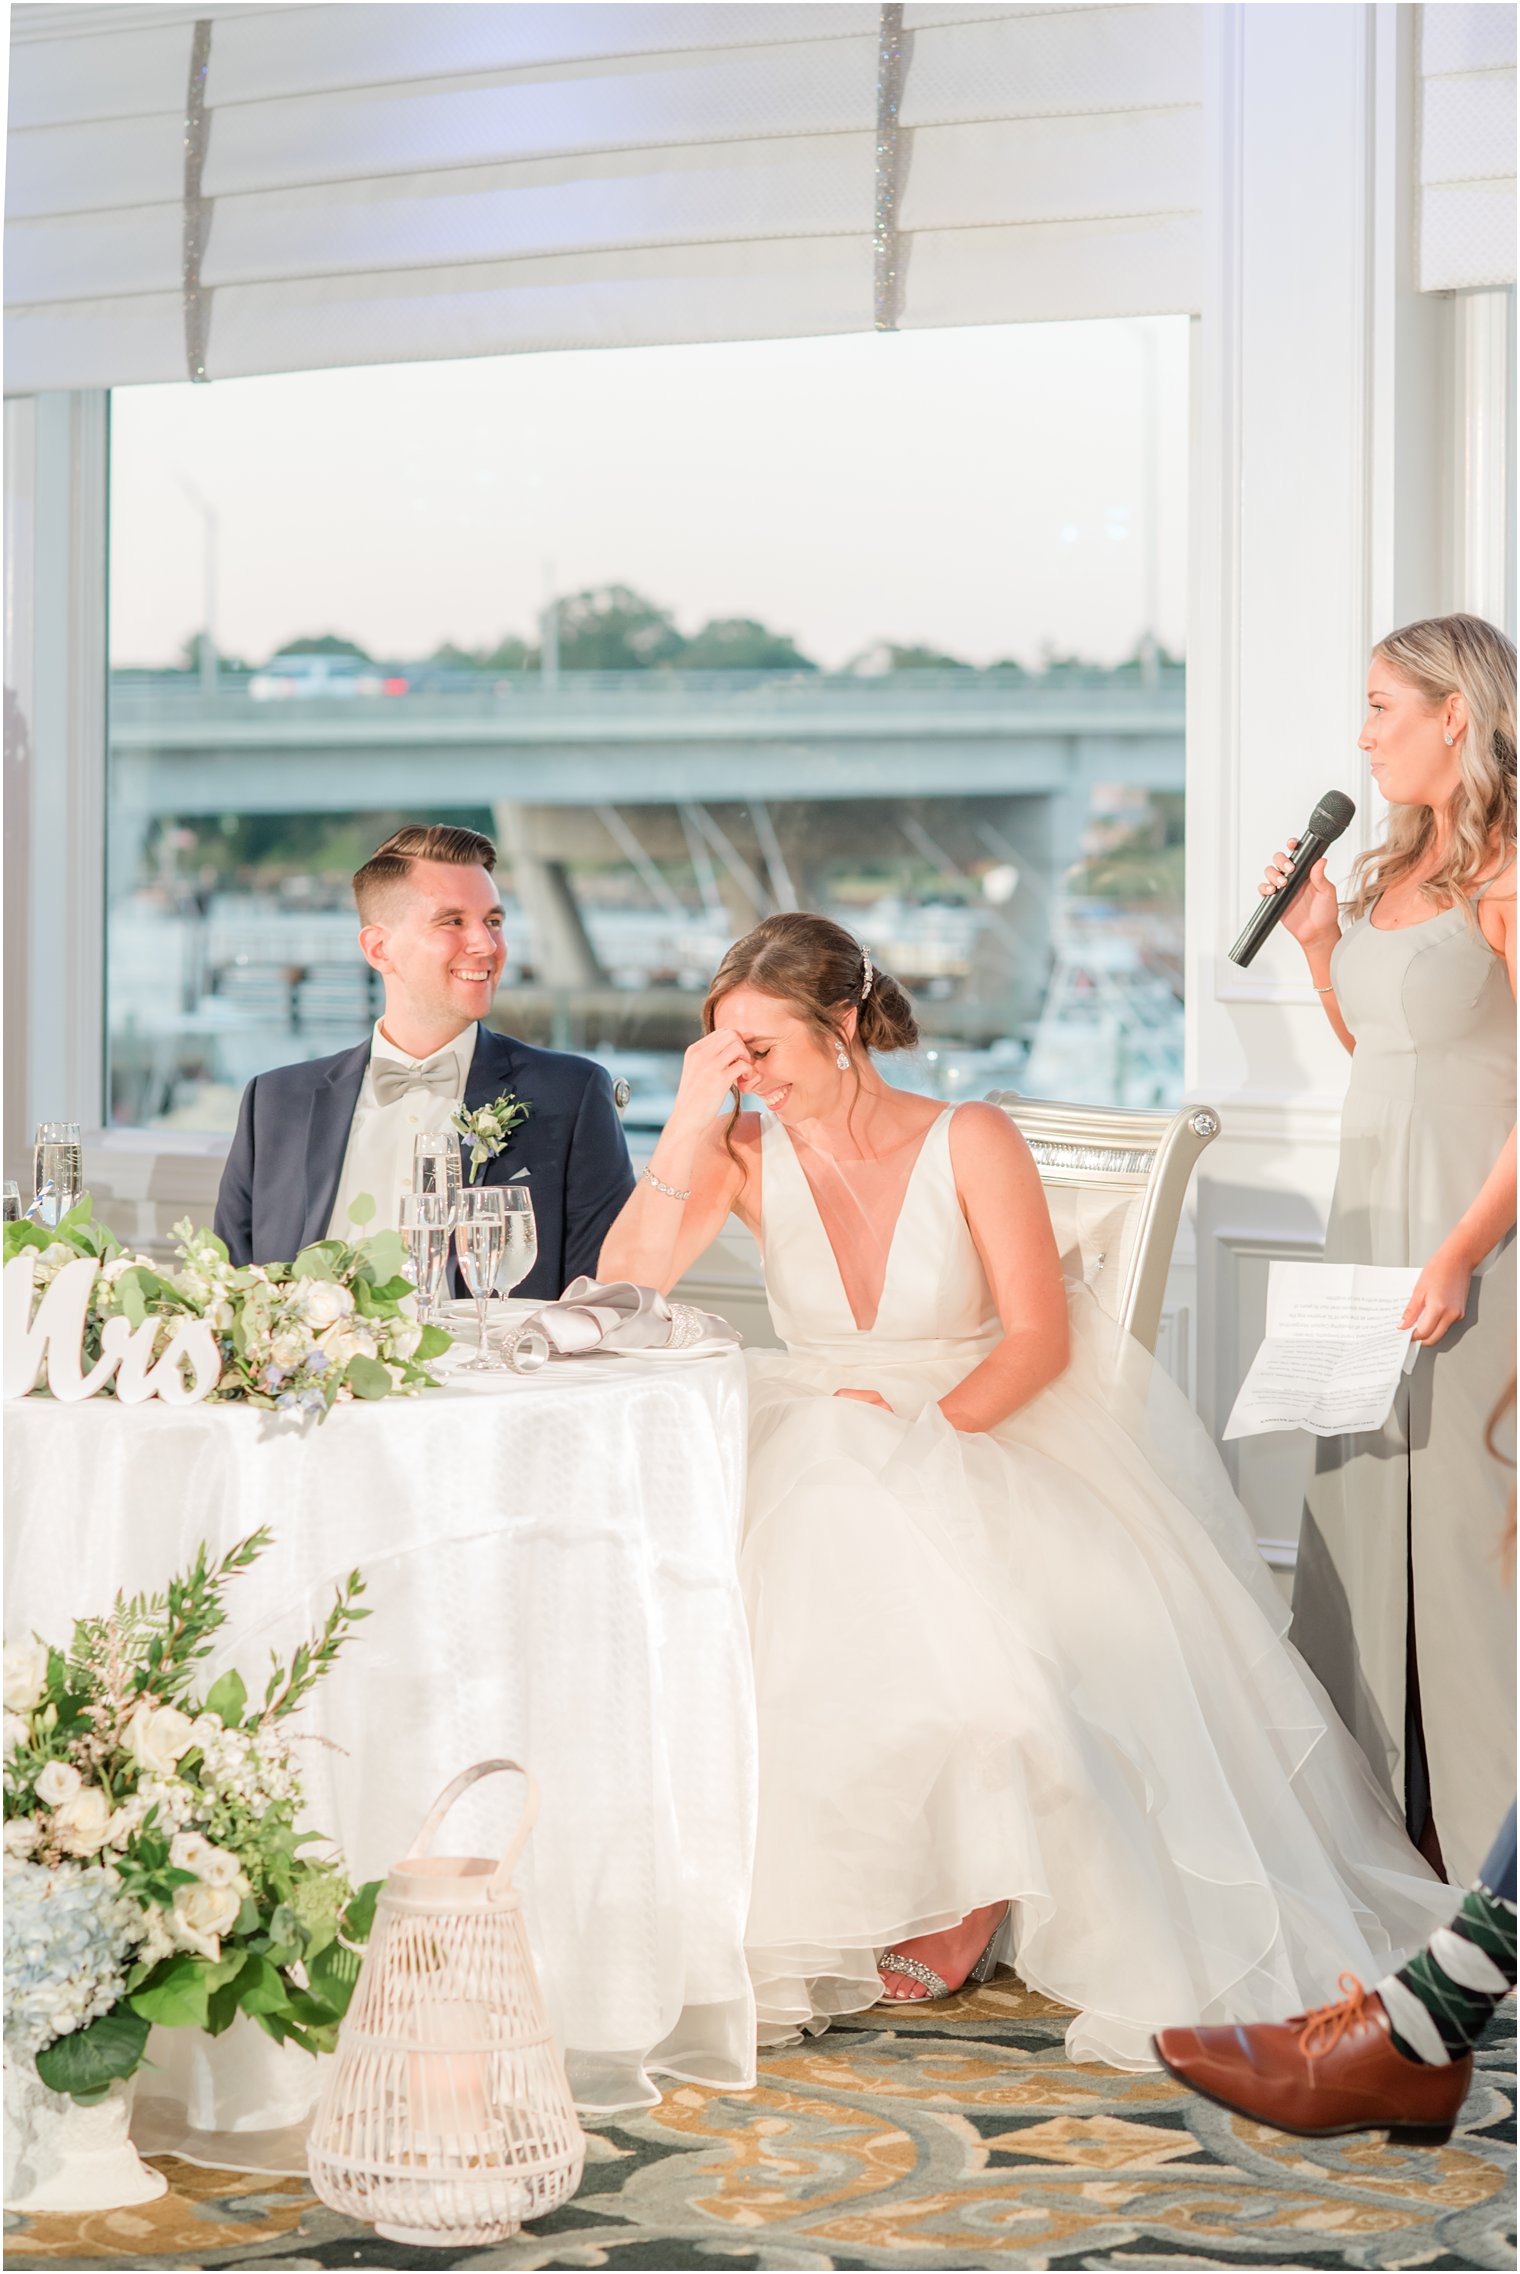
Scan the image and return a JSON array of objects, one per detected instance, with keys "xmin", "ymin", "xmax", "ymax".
[
  {"xmin": 668, "ymin": 1026, "xmax": 754, "ymax": 1134},
  {"xmin": 834, "ymin": 1388, "xmax": 893, "ymax": 1412}
]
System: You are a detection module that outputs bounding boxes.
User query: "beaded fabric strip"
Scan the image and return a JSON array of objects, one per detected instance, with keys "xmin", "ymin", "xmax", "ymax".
[
  {"xmin": 873, "ymin": 5, "xmax": 908, "ymax": 332},
  {"xmin": 183, "ymin": 18, "xmax": 214, "ymax": 382}
]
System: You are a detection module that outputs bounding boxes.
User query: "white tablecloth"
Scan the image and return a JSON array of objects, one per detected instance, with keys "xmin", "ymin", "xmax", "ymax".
[{"xmin": 4, "ymin": 1343, "xmax": 756, "ymax": 2138}]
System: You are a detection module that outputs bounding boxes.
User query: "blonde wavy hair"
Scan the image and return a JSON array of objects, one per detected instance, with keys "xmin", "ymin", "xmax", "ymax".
[{"xmin": 1345, "ymin": 613, "xmax": 1516, "ymax": 930}]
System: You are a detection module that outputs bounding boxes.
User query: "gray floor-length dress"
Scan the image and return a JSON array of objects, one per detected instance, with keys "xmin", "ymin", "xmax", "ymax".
[{"xmin": 1291, "ymin": 870, "xmax": 1516, "ymax": 1887}]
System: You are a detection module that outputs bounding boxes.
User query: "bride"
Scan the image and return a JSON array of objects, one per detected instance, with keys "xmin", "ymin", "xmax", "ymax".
[{"xmin": 598, "ymin": 912, "xmax": 1455, "ymax": 2067}]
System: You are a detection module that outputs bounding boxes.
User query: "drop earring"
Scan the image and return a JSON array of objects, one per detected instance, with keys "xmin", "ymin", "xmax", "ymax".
[
  {"xmin": 835, "ymin": 1049, "xmax": 850, "ymax": 1070},
  {"xmin": 1444, "ymin": 732, "xmax": 1455, "ymax": 745}
]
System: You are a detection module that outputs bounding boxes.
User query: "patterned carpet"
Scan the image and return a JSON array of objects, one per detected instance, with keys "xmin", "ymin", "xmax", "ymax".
[{"xmin": 6, "ymin": 1975, "xmax": 1514, "ymax": 2272}]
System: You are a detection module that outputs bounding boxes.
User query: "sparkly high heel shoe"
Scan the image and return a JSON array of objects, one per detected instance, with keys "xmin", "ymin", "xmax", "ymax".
[{"xmin": 877, "ymin": 1904, "xmax": 1010, "ymax": 2004}]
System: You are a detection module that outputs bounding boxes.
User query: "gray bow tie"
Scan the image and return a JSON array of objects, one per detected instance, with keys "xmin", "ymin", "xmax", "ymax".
[{"xmin": 370, "ymin": 1057, "xmax": 460, "ymax": 1109}]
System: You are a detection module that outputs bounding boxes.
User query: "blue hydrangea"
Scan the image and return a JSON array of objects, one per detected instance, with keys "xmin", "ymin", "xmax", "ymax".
[{"xmin": 2, "ymin": 1860, "xmax": 145, "ymax": 2054}]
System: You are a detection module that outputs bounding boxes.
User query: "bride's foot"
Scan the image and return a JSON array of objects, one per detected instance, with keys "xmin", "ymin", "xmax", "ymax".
[{"xmin": 877, "ymin": 1900, "xmax": 1009, "ymax": 2003}]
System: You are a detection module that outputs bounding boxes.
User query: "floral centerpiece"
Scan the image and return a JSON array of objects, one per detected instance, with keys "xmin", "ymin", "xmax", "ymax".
[
  {"xmin": 3, "ymin": 1529, "xmax": 379, "ymax": 2120},
  {"xmin": 4, "ymin": 1196, "xmax": 451, "ymax": 1418}
]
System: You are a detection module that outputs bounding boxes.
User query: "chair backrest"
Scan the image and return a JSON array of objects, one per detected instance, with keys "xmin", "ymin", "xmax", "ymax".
[{"xmin": 984, "ymin": 1093, "xmax": 1222, "ymax": 1357}]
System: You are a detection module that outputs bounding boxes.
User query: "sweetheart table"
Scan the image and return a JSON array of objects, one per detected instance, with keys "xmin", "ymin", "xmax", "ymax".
[{"xmin": 4, "ymin": 1337, "xmax": 756, "ymax": 2152}]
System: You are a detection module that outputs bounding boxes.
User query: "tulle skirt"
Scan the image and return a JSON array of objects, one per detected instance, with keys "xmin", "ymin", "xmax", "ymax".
[{"xmin": 740, "ymin": 1286, "xmax": 1456, "ymax": 2068}]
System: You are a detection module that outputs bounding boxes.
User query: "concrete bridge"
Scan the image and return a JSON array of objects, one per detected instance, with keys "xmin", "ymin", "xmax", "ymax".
[{"xmin": 109, "ymin": 669, "xmax": 1185, "ymax": 1016}]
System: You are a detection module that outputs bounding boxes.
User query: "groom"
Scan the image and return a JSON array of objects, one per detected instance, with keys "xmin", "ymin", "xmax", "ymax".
[{"xmin": 213, "ymin": 824, "xmax": 635, "ymax": 1300}]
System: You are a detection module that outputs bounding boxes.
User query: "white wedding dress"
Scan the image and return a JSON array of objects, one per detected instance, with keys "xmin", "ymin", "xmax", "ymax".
[{"xmin": 740, "ymin": 1105, "xmax": 1456, "ymax": 2068}]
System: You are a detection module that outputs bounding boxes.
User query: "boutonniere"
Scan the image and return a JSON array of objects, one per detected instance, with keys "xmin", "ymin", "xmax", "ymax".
[{"xmin": 450, "ymin": 1093, "xmax": 531, "ymax": 1183}]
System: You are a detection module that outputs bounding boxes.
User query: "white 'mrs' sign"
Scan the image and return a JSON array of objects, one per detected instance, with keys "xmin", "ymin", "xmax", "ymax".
[{"xmin": 2, "ymin": 1252, "xmax": 222, "ymax": 1406}]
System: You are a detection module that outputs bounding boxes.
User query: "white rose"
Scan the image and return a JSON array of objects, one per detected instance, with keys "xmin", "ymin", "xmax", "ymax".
[
  {"xmin": 54, "ymin": 1784, "xmax": 113, "ymax": 1856},
  {"xmin": 123, "ymin": 1700, "xmax": 197, "ymax": 1777},
  {"xmin": 387, "ymin": 1320, "xmax": 422, "ymax": 1361},
  {"xmin": 35, "ymin": 1760, "xmax": 82, "ymax": 1806},
  {"xmin": 3, "ymin": 1642, "xmax": 49, "ymax": 1714},
  {"xmin": 170, "ymin": 1877, "xmax": 241, "ymax": 1960},
  {"xmin": 4, "ymin": 1712, "xmax": 28, "ymax": 1756},
  {"xmin": 3, "ymin": 1817, "xmax": 39, "ymax": 1858},
  {"xmin": 269, "ymin": 1329, "xmax": 308, "ymax": 1369},
  {"xmin": 302, "ymin": 1281, "xmax": 354, "ymax": 1328},
  {"xmin": 169, "ymin": 1831, "xmax": 242, "ymax": 1887}
]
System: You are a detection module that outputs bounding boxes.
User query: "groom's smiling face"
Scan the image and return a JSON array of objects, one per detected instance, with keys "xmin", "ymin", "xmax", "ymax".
[{"xmin": 359, "ymin": 858, "xmax": 507, "ymax": 1038}]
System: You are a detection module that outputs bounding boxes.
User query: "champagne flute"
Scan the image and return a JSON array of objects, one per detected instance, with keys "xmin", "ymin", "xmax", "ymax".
[
  {"xmin": 455, "ymin": 1188, "xmax": 508, "ymax": 1373},
  {"xmin": 32, "ymin": 1122, "xmax": 81, "ymax": 1228},
  {"xmin": 2, "ymin": 1182, "xmax": 21, "ymax": 1223},
  {"xmin": 493, "ymin": 1186, "xmax": 538, "ymax": 1301},
  {"xmin": 399, "ymin": 1191, "xmax": 451, "ymax": 1325},
  {"xmin": 413, "ymin": 1129, "xmax": 463, "ymax": 1216}
]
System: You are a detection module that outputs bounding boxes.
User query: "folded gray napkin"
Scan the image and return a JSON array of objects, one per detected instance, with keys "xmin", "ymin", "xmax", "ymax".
[{"xmin": 502, "ymin": 1277, "xmax": 740, "ymax": 1373}]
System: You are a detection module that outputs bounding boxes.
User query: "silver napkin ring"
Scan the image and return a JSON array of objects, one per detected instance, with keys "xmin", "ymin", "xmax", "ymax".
[
  {"xmin": 502, "ymin": 1324, "xmax": 551, "ymax": 1374},
  {"xmin": 665, "ymin": 1303, "xmax": 706, "ymax": 1349}
]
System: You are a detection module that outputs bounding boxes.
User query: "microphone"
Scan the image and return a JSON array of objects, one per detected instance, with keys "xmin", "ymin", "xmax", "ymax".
[{"xmin": 1228, "ymin": 790, "xmax": 1356, "ymax": 968}]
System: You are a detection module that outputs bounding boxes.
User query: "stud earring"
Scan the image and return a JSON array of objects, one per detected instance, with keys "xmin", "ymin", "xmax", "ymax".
[
  {"xmin": 835, "ymin": 1049, "xmax": 850, "ymax": 1070},
  {"xmin": 1444, "ymin": 732, "xmax": 1455, "ymax": 745}
]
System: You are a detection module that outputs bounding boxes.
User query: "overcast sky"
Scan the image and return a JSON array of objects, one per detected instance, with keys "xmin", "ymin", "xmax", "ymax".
[{"xmin": 109, "ymin": 315, "xmax": 1190, "ymax": 672}]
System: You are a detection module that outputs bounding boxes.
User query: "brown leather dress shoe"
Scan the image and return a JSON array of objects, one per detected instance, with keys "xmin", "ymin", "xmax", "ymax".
[{"xmin": 1153, "ymin": 1973, "xmax": 1473, "ymax": 2145}]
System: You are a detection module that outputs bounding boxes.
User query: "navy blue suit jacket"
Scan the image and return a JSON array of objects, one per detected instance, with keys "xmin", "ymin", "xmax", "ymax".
[{"xmin": 213, "ymin": 1026, "xmax": 635, "ymax": 1303}]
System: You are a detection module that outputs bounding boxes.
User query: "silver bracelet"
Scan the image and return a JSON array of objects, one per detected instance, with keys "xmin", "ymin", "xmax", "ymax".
[
  {"xmin": 1315, "ymin": 983, "xmax": 1336, "ymax": 994},
  {"xmin": 642, "ymin": 1166, "xmax": 691, "ymax": 1202}
]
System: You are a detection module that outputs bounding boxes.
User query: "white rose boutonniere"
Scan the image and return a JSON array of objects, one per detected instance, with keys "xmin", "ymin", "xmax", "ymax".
[{"xmin": 450, "ymin": 1093, "xmax": 531, "ymax": 1184}]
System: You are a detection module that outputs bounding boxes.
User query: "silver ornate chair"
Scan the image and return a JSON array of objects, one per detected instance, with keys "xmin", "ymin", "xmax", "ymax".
[{"xmin": 984, "ymin": 1094, "xmax": 1222, "ymax": 1357}]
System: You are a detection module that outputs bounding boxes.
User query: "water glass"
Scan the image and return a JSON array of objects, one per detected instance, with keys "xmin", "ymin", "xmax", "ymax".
[
  {"xmin": 32, "ymin": 1121, "xmax": 82, "ymax": 1228},
  {"xmin": 494, "ymin": 1186, "xmax": 538, "ymax": 1301},
  {"xmin": 398, "ymin": 1191, "xmax": 451, "ymax": 1323},
  {"xmin": 413, "ymin": 1130, "xmax": 462, "ymax": 1215},
  {"xmin": 2, "ymin": 1182, "xmax": 20, "ymax": 1223},
  {"xmin": 454, "ymin": 1188, "xmax": 508, "ymax": 1373}
]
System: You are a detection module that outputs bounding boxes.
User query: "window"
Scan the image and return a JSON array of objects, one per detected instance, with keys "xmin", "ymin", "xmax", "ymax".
[{"xmin": 106, "ymin": 321, "xmax": 1187, "ymax": 1137}]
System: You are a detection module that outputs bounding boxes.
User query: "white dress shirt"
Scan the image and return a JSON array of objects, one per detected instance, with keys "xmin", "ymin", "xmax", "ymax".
[{"xmin": 327, "ymin": 1021, "xmax": 477, "ymax": 1239}]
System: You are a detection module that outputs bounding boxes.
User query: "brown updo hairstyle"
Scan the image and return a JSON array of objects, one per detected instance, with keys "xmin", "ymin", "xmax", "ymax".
[{"xmin": 702, "ymin": 911, "xmax": 919, "ymax": 1064}]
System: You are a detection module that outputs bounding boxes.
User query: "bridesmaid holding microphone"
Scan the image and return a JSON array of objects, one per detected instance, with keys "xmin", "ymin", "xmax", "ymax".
[{"xmin": 1261, "ymin": 613, "xmax": 1516, "ymax": 1887}]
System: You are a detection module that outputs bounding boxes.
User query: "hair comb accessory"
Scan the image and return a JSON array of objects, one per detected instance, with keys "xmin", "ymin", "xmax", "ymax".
[{"xmin": 860, "ymin": 950, "xmax": 875, "ymax": 1001}]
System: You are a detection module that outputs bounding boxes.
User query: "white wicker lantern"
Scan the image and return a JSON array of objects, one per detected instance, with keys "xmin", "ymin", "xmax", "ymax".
[{"xmin": 307, "ymin": 1760, "xmax": 585, "ymax": 2247}]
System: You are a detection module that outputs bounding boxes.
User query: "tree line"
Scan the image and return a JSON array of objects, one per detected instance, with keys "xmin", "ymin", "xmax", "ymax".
[{"xmin": 171, "ymin": 585, "xmax": 1181, "ymax": 679}]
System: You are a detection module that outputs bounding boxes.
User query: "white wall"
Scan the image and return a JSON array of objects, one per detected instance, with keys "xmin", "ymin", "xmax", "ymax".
[{"xmin": 1184, "ymin": 4, "xmax": 1514, "ymax": 1554}]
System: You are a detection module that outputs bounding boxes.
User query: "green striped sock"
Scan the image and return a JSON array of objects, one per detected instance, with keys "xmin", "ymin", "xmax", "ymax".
[{"xmin": 1377, "ymin": 1879, "xmax": 1518, "ymax": 2066}]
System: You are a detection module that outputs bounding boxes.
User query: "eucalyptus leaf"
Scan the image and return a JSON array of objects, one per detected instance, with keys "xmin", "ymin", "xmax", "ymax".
[
  {"xmin": 345, "ymin": 1193, "xmax": 377, "ymax": 1227},
  {"xmin": 128, "ymin": 1954, "xmax": 212, "ymax": 2028},
  {"xmin": 203, "ymin": 1668, "xmax": 247, "ymax": 1728},
  {"xmin": 361, "ymin": 1231, "xmax": 407, "ymax": 1282},
  {"xmin": 3, "ymin": 1221, "xmax": 56, "ymax": 1261},
  {"xmin": 307, "ymin": 1937, "xmax": 362, "ymax": 2020},
  {"xmin": 235, "ymin": 1955, "xmax": 290, "ymax": 2016},
  {"xmin": 291, "ymin": 1242, "xmax": 346, "ymax": 1280},
  {"xmin": 117, "ymin": 1270, "xmax": 150, "ymax": 1330},
  {"xmin": 35, "ymin": 2007, "xmax": 150, "ymax": 2101},
  {"xmin": 344, "ymin": 1880, "xmax": 382, "ymax": 1942},
  {"xmin": 344, "ymin": 1353, "xmax": 392, "ymax": 1400}
]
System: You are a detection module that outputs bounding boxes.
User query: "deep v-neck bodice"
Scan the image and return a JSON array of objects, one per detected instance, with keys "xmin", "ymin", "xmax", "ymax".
[{"xmin": 758, "ymin": 1106, "xmax": 1001, "ymax": 1360}]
